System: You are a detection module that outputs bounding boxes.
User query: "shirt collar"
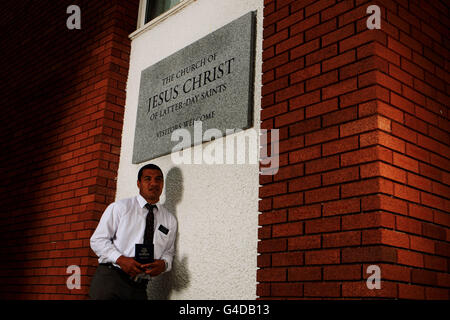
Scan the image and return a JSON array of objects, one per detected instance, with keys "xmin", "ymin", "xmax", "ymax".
[{"xmin": 137, "ymin": 194, "xmax": 160, "ymax": 211}]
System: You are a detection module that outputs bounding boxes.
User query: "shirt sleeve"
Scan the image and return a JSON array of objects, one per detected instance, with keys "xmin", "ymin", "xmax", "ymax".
[
  {"xmin": 90, "ymin": 202, "xmax": 123, "ymax": 264},
  {"xmin": 160, "ymin": 216, "xmax": 177, "ymax": 272}
]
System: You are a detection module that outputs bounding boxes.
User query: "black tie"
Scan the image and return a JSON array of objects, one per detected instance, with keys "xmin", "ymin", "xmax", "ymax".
[{"xmin": 144, "ymin": 204, "xmax": 156, "ymax": 245}]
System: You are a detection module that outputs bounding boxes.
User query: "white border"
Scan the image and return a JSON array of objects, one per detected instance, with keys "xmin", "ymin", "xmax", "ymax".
[{"xmin": 130, "ymin": 0, "xmax": 197, "ymax": 40}]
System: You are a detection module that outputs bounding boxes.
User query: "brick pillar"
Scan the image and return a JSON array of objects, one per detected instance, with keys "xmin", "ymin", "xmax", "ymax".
[
  {"xmin": 0, "ymin": 0, "xmax": 139, "ymax": 299},
  {"xmin": 258, "ymin": 0, "xmax": 448, "ymax": 299}
]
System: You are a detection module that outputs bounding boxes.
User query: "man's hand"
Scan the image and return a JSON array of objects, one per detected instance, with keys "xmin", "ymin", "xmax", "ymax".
[
  {"xmin": 116, "ymin": 256, "xmax": 144, "ymax": 278},
  {"xmin": 142, "ymin": 259, "xmax": 166, "ymax": 277}
]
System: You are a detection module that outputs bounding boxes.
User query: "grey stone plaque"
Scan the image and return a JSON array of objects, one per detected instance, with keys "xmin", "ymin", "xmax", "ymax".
[{"xmin": 132, "ymin": 11, "xmax": 256, "ymax": 163}]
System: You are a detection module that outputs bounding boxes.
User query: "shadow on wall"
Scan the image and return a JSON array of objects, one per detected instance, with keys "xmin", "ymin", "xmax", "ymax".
[{"xmin": 147, "ymin": 167, "xmax": 190, "ymax": 299}]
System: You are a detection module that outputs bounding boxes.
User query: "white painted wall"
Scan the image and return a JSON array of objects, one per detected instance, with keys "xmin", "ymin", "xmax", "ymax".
[{"xmin": 116, "ymin": 0, "xmax": 263, "ymax": 299}]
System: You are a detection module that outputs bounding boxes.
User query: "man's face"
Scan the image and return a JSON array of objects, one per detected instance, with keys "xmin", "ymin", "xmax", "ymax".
[{"xmin": 137, "ymin": 169, "xmax": 164, "ymax": 204}]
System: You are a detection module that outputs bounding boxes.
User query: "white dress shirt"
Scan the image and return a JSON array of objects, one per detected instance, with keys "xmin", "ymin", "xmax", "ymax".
[{"xmin": 90, "ymin": 194, "xmax": 177, "ymax": 272}]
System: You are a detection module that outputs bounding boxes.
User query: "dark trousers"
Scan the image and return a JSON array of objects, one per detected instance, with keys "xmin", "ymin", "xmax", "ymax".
[{"xmin": 89, "ymin": 264, "xmax": 148, "ymax": 300}]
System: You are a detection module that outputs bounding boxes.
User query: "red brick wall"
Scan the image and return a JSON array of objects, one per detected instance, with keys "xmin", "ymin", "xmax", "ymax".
[
  {"xmin": 0, "ymin": 0, "xmax": 139, "ymax": 299},
  {"xmin": 259, "ymin": 0, "xmax": 449, "ymax": 299}
]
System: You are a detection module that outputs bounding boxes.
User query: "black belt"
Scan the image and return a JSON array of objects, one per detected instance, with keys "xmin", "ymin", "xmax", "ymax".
[{"xmin": 99, "ymin": 263, "xmax": 149, "ymax": 287}]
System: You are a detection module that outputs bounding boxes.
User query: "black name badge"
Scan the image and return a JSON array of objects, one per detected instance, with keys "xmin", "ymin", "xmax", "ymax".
[
  {"xmin": 135, "ymin": 244, "xmax": 154, "ymax": 264},
  {"xmin": 158, "ymin": 224, "xmax": 169, "ymax": 235}
]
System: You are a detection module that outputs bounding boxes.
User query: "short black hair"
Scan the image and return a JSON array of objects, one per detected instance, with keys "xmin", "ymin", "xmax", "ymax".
[{"xmin": 138, "ymin": 164, "xmax": 163, "ymax": 181}]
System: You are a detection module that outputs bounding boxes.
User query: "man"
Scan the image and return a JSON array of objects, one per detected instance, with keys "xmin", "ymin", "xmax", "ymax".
[{"xmin": 89, "ymin": 164, "xmax": 177, "ymax": 300}]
